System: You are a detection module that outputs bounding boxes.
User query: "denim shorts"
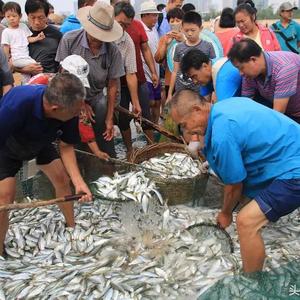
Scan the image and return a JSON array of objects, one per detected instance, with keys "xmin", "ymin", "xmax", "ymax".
[{"xmin": 255, "ymin": 179, "xmax": 300, "ymax": 222}]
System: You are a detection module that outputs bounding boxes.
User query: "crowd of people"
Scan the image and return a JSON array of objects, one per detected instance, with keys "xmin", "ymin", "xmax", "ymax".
[{"xmin": 0, "ymin": 0, "xmax": 300, "ymax": 275}]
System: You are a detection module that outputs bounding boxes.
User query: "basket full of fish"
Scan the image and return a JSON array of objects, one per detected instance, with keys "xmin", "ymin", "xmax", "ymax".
[{"xmin": 129, "ymin": 143, "xmax": 209, "ymax": 206}]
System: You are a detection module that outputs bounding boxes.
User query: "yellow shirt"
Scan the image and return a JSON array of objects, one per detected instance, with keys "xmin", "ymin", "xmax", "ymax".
[{"xmin": 245, "ymin": 31, "xmax": 263, "ymax": 48}]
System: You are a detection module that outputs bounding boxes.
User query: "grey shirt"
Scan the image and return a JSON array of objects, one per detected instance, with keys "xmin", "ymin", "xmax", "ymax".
[
  {"xmin": 55, "ymin": 29, "xmax": 125, "ymax": 103},
  {"xmin": 174, "ymin": 40, "xmax": 216, "ymax": 92},
  {"xmin": 0, "ymin": 47, "xmax": 13, "ymax": 96}
]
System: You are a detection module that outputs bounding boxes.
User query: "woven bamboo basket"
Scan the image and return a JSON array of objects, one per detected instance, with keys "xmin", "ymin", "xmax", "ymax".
[{"xmin": 129, "ymin": 143, "xmax": 209, "ymax": 206}]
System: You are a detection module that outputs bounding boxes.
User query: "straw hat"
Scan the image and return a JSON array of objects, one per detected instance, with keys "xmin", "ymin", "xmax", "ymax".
[
  {"xmin": 77, "ymin": 1, "xmax": 123, "ymax": 42},
  {"xmin": 139, "ymin": 1, "xmax": 162, "ymax": 14}
]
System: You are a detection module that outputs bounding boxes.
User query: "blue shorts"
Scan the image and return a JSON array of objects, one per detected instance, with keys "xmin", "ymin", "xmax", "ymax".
[
  {"xmin": 147, "ymin": 82, "xmax": 161, "ymax": 101},
  {"xmin": 255, "ymin": 179, "xmax": 300, "ymax": 222}
]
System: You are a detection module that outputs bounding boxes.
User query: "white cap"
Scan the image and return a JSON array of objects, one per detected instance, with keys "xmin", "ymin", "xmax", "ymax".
[
  {"xmin": 60, "ymin": 55, "xmax": 90, "ymax": 88},
  {"xmin": 139, "ymin": 1, "xmax": 162, "ymax": 14}
]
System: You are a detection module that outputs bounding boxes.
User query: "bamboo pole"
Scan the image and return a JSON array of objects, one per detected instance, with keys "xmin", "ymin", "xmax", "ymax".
[
  {"xmin": 115, "ymin": 105, "xmax": 183, "ymax": 143},
  {"xmin": 0, "ymin": 194, "xmax": 85, "ymax": 212}
]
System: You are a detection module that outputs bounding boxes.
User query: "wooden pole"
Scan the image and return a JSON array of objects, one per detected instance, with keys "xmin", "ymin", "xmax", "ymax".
[
  {"xmin": 0, "ymin": 194, "xmax": 85, "ymax": 212},
  {"xmin": 115, "ymin": 105, "xmax": 183, "ymax": 143}
]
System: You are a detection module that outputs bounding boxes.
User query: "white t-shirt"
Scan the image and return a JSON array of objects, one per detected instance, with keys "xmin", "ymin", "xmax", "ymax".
[
  {"xmin": 1, "ymin": 23, "xmax": 32, "ymax": 60},
  {"xmin": 141, "ymin": 21, "xmax": 160, "ymax": 83}
]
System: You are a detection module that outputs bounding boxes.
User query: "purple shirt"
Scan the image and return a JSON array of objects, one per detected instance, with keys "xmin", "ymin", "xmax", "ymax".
[{"xmin": 242, "ymin": 51, "xmax": 300, "ymax": 118}]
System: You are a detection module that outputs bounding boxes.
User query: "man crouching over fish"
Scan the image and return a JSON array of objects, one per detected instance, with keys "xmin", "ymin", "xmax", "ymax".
[
  {"xmin": 170, "ymin": 89, "xmax": 300, "ymax": 273},
  {"xmin": 0, "ymin": 73, "xmax": 92, "ymax": 257}
]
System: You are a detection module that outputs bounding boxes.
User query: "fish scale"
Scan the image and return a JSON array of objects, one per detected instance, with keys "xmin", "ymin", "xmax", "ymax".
[{"xmin": 0, "ymin": 201, "xmax": 299, "ymax": 299}]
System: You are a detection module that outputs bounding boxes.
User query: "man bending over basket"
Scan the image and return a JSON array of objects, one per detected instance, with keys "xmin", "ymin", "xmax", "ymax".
[
  {"xmin": 170, "ymin": 89, "xmax": 300, "ymax": 273},
  {"xmin": 0, "ymin": 73, "xmax": 92, "ymax": 257}
]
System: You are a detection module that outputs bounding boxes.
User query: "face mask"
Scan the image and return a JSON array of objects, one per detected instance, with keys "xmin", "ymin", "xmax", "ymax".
[{"xmin": 170, "ymin": 23, "xmax": 181, "ymax": 32}]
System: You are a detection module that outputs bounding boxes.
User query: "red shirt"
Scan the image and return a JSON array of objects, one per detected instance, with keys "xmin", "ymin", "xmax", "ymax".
[
  {"xmin": 229, "ymin": 23, "xmax": 281, "ymax": 51},
  {"xmin": 126, "ymin": 20, "xmax": 148, "ymax": 84}
]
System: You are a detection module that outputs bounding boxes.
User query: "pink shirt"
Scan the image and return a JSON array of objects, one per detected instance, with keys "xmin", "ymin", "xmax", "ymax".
[
  {"xmin": 229, "ymin": 23, "xmax": 281, "ymax": 51},
  {"xmin": 215, "ymin": 28, "xmax": 239, "ymax": 56}
]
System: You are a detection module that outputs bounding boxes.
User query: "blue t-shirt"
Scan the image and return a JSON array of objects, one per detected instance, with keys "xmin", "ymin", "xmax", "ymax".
[
  {"xmin": 60, "ymin": 15, "xmax": 81, "ymax": 34},
  {"xmin": 157, "ymin": 9, "xmax": 171, "ymax": 37},
  {"xmin": 0, "ymin": 85, "xmax": 80, "ymax": 160},
  {"xmin": 272, "ymin": 20, "xmax": 300, "ymax": 52},
  {"xmin": 200, "ymin": 59, "xmax": 241, "ymax": 100},
  {"xmin": 203, "ymin": 97, "xmax": 300, "ymax": 198}
]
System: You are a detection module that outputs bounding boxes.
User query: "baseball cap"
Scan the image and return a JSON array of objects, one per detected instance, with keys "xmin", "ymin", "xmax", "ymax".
[
  {"xmin": 279, "ymin": 2, "xmax": 298, "ymax": 12},
  {"xmin": 60, "ymin": 55, "xmax": 90, "ymax": 88}
]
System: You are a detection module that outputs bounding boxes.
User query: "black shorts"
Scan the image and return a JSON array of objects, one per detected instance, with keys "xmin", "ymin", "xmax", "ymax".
[{"xmin": 0, "ymin": 144, "xmax": 59, "ymax": 180}]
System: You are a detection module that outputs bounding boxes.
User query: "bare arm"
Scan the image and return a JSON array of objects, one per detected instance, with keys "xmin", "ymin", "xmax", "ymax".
[
  {"xmin": 154, "ymin": 36, "xmax": 170, "ymax": 63},
  {"xmin": 141, "ymin": 42, "xmax": 158, "ymax": 87},
  {"xmin": 273, "ymin": 97, "xmax": 290, "ymax": 113},
  {"xmin": 103, "ymin": 78, "xmax": 118, "ymax": 141},
  {"xmin": 28, "ymin": 32, "xmax": 45, "ymax": 44},
  {"xmin": 167, "ymin": 61, "xmax": 179, "ymax": 102},
  {"xmin": 126, "ymin": 73, "xmax": 141, "ymax": 116},
  {"xmin": 2, "ymin": 84, "xmax": 12, "ymax": 95},
  {"xmin": 59, "ymin": 141, "xmax": 92, "ymax": 202},
  {"xmin": 14, "ymin": 64, "xmax": 43, "ymax": 75},
  {"xmin": 217, "ymin": 183, "xmax": 243, "ymax": 228},
  {"xmin": 87, "ymin": 141, "xmax": 109, "ymax": 160}
]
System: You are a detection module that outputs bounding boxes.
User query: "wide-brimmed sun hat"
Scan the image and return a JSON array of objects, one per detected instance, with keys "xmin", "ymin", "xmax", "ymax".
[
  {"xmin": 139, "ymin": 1, "xmax": 163, "ymax": 14},
  {"xmin": 77, "ymin": 1, "xmax": 123, "ymax": 42}
]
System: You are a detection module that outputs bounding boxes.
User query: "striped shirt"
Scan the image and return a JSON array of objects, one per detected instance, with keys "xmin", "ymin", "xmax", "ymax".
[{"xmin": 242, "ymin": 51, "xmax": 300, "ymax": 118}]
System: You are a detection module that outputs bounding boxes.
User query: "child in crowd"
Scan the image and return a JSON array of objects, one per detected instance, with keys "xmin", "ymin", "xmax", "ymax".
[
  {"xmin": 155, "ymin": 8, "xmax": 185, "ymax": 102},
  {"xmin": 29, "ymin": 55, "xmax": 110, "ymax": 161},
  {"xmin": 1, "ymin": 1, "xmax": 44, "ymax": 80},
  {"xmin": 167, "ymin": 11, "xmax": 216, "ymax": 102}
]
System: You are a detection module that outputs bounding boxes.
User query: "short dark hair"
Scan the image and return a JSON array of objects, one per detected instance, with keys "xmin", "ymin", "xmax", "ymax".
[
  {"xmin": 182, "ymin": 11, "xmax": 202, "ymax": 27},
  {"xmin": 181, "ymin": 49, "xmax": 210, "ymax": 78},
  {"xmin": 0, "ymin": 1, "xmax": 4, "ymax": 13},
  {"xmin": 25, "ymin": 0, "xmax": 50, "ymax": 16},
  {"xmin": 167, "ymin": 8, "xmax": 184, "ymax": 22},
  {"xmin": 219, "ymin": 7, "xmax": 235, "ymax": 28},
  {"xmin": 237, "ymin": 0, "xmax": 256, "ymax": 7},
  {"xmin": 234, "ymin": 3, "xmax": 257, "ymax": 21},
  {"xmin": 114, "ymin": 2, "xmax": 135, "ymax": 19},
  {"xmin": 157, "ymin": 3, "xmax": 166, "ymax": 12},
  {"xmin": 182, "ymin": 3, "xmax": 195, "ymax": 13},
  {"xmin": 3, "ymin": 2, "xmax": 22, "ymax": 15},
  {"xmin": 78, "ymin": 0, "xmax": 96, "ymax": 9},
  {"xmin": 227, "ymin": 39, "xmax": 262, "ymax": 63}
]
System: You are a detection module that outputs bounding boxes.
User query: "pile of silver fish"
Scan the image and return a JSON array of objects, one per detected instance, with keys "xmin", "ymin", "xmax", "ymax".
[
  {"xmin": 141, "ymin": 153, "xmax": 202, "ymax": 179},
  {"xmin": 0, "ymin": 199, "xmax": 299, "ymax": 300},
  {"xmin": 91, "ymin": 171, "xmax": 163, "ymax": 212}
]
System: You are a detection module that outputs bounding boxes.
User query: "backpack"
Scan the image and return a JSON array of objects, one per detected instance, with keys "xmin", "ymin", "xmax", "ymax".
[{"xmin": 272, "ymin": 23, "xmax": 299, "ymax": 54}]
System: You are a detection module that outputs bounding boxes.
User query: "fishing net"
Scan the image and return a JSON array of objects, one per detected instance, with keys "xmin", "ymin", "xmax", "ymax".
[
  {"xmin": 199, "ymin": 259, "xmax": 300, "ymax": 300},
  {"xmin": 198, "ymin": 208, "xmax": 300, "ymax": 300},
  {"xmin": 187, "ymin": 223, "xmax": 234, "ymax": 254}
]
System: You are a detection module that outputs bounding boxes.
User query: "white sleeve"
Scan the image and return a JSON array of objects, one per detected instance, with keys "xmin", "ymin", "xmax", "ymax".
[
  {"xmin": 1, "ymin": 28, "xmax": 10, "ymax": 45},
  {"xmin": 20, "ymin": 23, "xmax": 32, "ymax": 37}
]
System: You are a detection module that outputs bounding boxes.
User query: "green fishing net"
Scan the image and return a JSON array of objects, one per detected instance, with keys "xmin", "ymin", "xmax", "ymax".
[{"xmin": 200, "ymin": 259, "xmax": 300, "ymax": 300}]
